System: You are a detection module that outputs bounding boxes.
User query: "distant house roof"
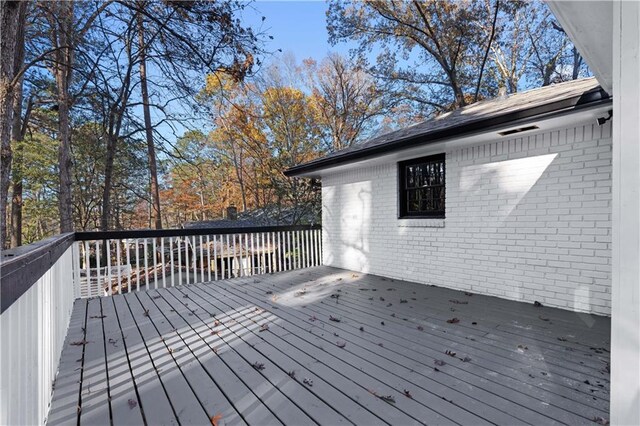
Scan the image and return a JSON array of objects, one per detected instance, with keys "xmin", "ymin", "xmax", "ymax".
[
  {"xmin": 183, "ymin": 205, "xmax": 320, "ymax": 230},
  {"xmin": 285, "ymin": 78, "xmax": 611, "ymax": 177}
]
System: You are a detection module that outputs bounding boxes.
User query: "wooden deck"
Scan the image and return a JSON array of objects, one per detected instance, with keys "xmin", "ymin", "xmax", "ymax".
[{"xmin": 47, "ymin": 266, "xmax": 610, "ymax": 425}]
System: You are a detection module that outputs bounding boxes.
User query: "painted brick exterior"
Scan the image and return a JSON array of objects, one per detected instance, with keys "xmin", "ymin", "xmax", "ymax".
[{"xmin": 322, "ymin": 121, "xmax": 612, "ymax": 315}]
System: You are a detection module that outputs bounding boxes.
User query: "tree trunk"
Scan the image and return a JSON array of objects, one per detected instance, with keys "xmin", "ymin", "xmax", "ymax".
[
  {"xmin": 0, "ymin": 1, "xmax": 27, "ymax": 249},
  {"xmin": 137, "ymin": 9, "xmax": 162, "ymax": 230},
  {"xmin": 51, "ymin": 1, "xmax": 75, "ymax": 233}
]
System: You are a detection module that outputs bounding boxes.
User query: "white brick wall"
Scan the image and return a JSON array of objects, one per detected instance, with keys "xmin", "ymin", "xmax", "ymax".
[{"xmin": 322, "ymin": 121, "xmax": 612, "ymax": 315}]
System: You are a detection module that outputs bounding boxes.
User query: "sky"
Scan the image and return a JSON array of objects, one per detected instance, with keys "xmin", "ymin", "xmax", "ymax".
[{"xmin": 243, "ymin": 1, "xmax": 354, "ymax": 63}]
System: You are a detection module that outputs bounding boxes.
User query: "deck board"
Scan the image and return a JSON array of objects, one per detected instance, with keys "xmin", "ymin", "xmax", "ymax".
[{"xmin": 47, "ymin": 266, "xmax": 610, "ymax": 425}]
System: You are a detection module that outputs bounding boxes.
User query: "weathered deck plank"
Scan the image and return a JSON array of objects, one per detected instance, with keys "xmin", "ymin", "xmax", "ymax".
[{"xmin": 48, "ymin": 266, "xmax": 610, "ymax": 425}]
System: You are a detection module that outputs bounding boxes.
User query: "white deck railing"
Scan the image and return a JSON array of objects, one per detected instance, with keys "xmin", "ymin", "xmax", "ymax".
[
  {"xmin": 0, "ymin": 234, "xmax": 79, "ymax": 426},
  {"xmin": 74, "ymin": 225, "xmax": 322, "ymax": 297},
  {"xmin": 0, "ymin": 225, "xmax": 321, "ymax": 425}
]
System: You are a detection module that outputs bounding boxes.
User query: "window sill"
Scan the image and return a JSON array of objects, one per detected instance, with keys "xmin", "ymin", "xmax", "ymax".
[{"xmin": 397, "ymin": 218, "xmax": 445, "ymax": 228}]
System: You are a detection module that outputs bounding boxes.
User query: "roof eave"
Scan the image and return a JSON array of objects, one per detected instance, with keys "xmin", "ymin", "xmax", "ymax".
[{"xmin": 285, "ymin": 88, "xmax": 611, "ymax": 178}]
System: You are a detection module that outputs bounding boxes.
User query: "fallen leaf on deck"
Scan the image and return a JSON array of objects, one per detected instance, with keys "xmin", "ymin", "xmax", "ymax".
[
  {"xmin": 379, "ymin": 297, "xmax": 385, "ymax": 301},
  {"xmin": 538, "ymin": 315, "xmax": 550, "ymax": 321},
  {"xmin": 386, "ymin": 303, "xmax": 392, "ymax": 307},
  {"xmin": 182, "ymin": 294, "xmax": 189, "ymax": 298},
  {"xmin": 391, "ymin": 313, "xmax": 396, "ymax": 317},
  {"xmin": 294, "ymin": 290, "xmax": 307, "ymax": 297},
  {"xmin": 380, "ymin": 321, "xmax": 385, "ymax": 325},
  {"xmin": 445, "ymin": 350, "xmax": 456, "ymax": 357},
  {"xmin": 400, "ymin": 299, "xmax": 408, "ymax": 303},
  {"xmin": 70, "ymin": 340, "xmax": 89, "ymax": 346},
  {"xmin": 259, "ymin": 324, "xmax": 269, "ymax": 332},
  {"xmin": 378, "ymin": 395, "xmax": 395, "ymax": 404},
  {"xmin": 90, "ymin": 315, "xmax": 106, "ymax": 319},
  {"xmin": 449, "ymin": 299, "xmax": 468, "ymax": 305},
  {"xmin": 335, "ymin": 278, "xmax": 342, "ymax": 281},
  {"xmin": 329, "ymin": 316, "xmax": 341, "ymax": 322},
  {"xmin": 592, "ymin": 417, "xmax": 609, "ymax": 425},
  {"xmin": 446, "ymin": 318, "xmax": 460, "ymax": 324},
  {"xmin": 211, "ymin": 413, "xmax": 223, "ymax": 426},
  {"xmin": 434, "ymin": 359, "xmax": 446, "ymax": 366},
  {"xmin": 288, "ymin": 370, "xmax": 296, "ymax": 378},
  {"xmin": 557, "ymin": 337, "xmax": 567, "ymax": 342},
  {"xmin": 403, "ymin": 389, "xmax": 413, "ymax": 398},
  {"xmin": 309, "ymin": 315, "xmax": 317, "ymax": 322},
  {"xmin": 534, "ymin": 301, "xmax": 543, "ymax": 307},
  {"xmin": 252, "ymin": 362, "xmax": 265, "ymax": 371},
  {"xmin": 434, "ymin": 367, "xmax": 440, "ymax": 372},
  {"xmin": 517, "ymin": 344, "xmax": 529, "ymax": 351},
  {"xmin": 472, "ymin": 322, "xmax": 477, "ymax": 325},
  {"xmin": 351, "ymin": 274, "xmax": 359, "ymax": 278},
  {"xmin": 378, "ymin": 343, "xmax": 384, "ymax": 347},
  {"xmin": 142, "ymin": 309, "xmax": 150, "ymax": 317},
  {"xmin": 462, "ymin": 356, "xmax": 472, "ymax": 362},
  {"xmin": 303, "ymin": 378, "xmax": 313, "ymax": 386},
  {"xmin": 266, "ymin": 290, "xmax": 273, "ymax": 294},
  {"xmin": 359, "ymin": 326, "xmax": 364, "ymax": 332},
  {"xmin": 336, "ymin": 341, "xmax": 346, "ymax": 348},
  {"xmin": 417, "ymin": 326, "xmax": 424, "ymax": 331},
  {"xmin": 464, "ymin": 292, "xmax": 473, "ymax": 296},
  {"xmin": 128, "ymin": 399, "xmax": 137, "ymax": 409},
  {"xmin": 211, "ymin": 330, "xmax": 219, "ymax": 335}
]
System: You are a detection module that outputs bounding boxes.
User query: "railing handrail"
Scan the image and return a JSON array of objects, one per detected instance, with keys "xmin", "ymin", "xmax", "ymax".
[
  {"xmin": 74, "ymin": 224, "xmax": 321, "ymax": 241},
  {"xmin": 0, "ymin": 233, "xmax": 75, "ymax": 314}
]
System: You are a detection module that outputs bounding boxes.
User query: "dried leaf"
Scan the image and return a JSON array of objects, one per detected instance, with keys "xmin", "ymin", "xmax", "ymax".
[
  {"xmin": 309, "ymin": 315, "xmax": 317, "ymax": 322},
  {"xmin": 403, "ymin": 389, "xmax": 413, "ymax": 399},
  {"xmin": 128, "ymin": 399, "xmax": 137, "ymax": 409},
  {"xmin": 517, "ymin": 344, "xmax": 529, "ymax": 352},
  {"xmin": 211, "ymin": 413, "xmax": 223, "ymax": 426},
  {"xmin": 70, "ymin": 340, "xmax": 89, "ymax": 346},
  {"xmin": 446, "ymin": 318, "xmax": 460, "ymax": 324},
  {"xmin": 380, "ymin": 321, "xmax": 385, "ymax": 326},
  {"xmin": 378, "ymin": 395, "xmax": 396, "ymax": 404},
  {"xmin": 464, "ymin": 292, "xmax": 473, "ymax": 296},
  {"xmin": 378, "ymin": 343, "xmax": 384, "ymax": 347},
  {"xmin": 472, "ymin": 322, "xmax": 477, "ymax": 325},
  {"xmin": 445, "ymin": 350, "xmax": 456, "ymax": 357},
  {"xmin": 592, "ymin": 417, "xmax": 609, "ymax": 425},
  {"xmin": 449, "ymin": 299, "xmax": 468, "ymax": 305},
  {"xmin": 351, "ymin": 274, "xmax": 359, "ymax": 278},
  {"xmin": 461, "ymin": 356, "xmax": 472, "ymax": 363},
  {"xmin": 259, "ymin": 324, "xmax": 269, "ymax": 332},
  {"xmin": 252, "ymin": 362, "xmax": 265, "ymax": 371},
  {"xmin": 557, "ymin": 337, "xmax": 567, "ymax": 342},
  {"xmin": 434, "ymin": 359, "xmax": 446, "ymax": 366},
  {"xmin": 386, "ymin": 303, "xmax": 393, "ymax": 307},
  {"xmin": 266, "ymin": 290, "xmax": 273, "ymax": 295},
  {"xmin": 329, "ymin": 316, "xmax": 341, "ymax": 322},
  {"xmin": 379, "ymin": 297, "xmax": 385, "ymax": 301},
  {"xmin": 90, "ymin": 315, "xmax": 106, "ymax": 319},
  {"xmin": 417, "ymin": 325, "xmax": 424, "ymax": 331},
  {"xmin": 142, "ymin": 309, "xmax": 150, "ymax": 317},
  {"xmin": 294, "ymin": 290, "xmax": 307, "ymax": 297},
  {"xmin": 400, "ymin": 299, "xmax": 408, "ymax": 304},
  {"xmin": 303, "ymin": 378, "xmax": 313, "ymax": 386},
  {"xmin": 359, "ymin": 326, "xmax": 364, "ymax": 332},
  {"xmin": 538, "ymin": 315, "xmax": 550, "ymax": 321},
  {"xmin": 336, "ymin": 341, "xmax": 346, "ymax": 348},
  {"xmin": 288, "ymin": 370, "xmax": 296, "ymax": 379},
  {"xmin": 534, "ymin": 301, "xmax": 543, "ymax": 307}
]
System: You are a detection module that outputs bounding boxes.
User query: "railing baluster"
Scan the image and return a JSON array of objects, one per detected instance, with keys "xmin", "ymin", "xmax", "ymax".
[
  {"xmin": 106, "ymin": 240, "xmax": 112, "ymax": 295},
  {"xmin": 125, "ymin": 239, "xmax": 131, "ymax": 293},
  {"xmin": 96, "ymin": 240, "xmax": 101, "ymax": 296},
  {"xmin": 226, "ymin": 234, "xmax": 231, "ymax": 279},
  {"xmin": 232, "ymin": 234, "xmax": 238, "ymax": 278},
  {"xmin": 83, "ymin": 241, "xmax": 90, "ymax": 297},
  {"xmin": 177, "ymin": 238, "xmax": 182, "ymax": 286},
  {"xmin": 152, "ymin": 238, "xmax": 158, "ymax": 290},
  {"xmin": 169, "ymin": 237, "xmax": 174, "ymax": 287},
  {"xmin": 206, "ymin": 235, "xmax": 212, "ymax": 282},
  {"xmin": 306, "ymin": 229, "xmax": 311, "ymax": 268},
  {"xmin": 285, "ymin": 231, "xmax": 290, "ymax": 271},
  {"xmin": 135, "ymin": 238, "xmax": 140, "ymax": 292},
  {"xmin": 243, "ymin": 234, "xmax": 249, "ymax": 276},
  {"xmin": 192, "ymin": 236, "xmax": 197, "ymax": 283},
  {"xmin": 317, "ymin": 229, "xmax": 322, "ymax": 265},
  {"xmin": 116, "ymin": 240, "xmax": 122, "ymax": 294},
  {"xmin": 213, "ymin": 235, "xmax": 218, "ymax": 281},
  {"xmin": 143, "ymin": 238, "xmax": 149, "ymax": 291},
  {"xmin": 161, "ymin": 238, "xmax": 166, "ymax": 288},
  {"xmin": 268, "ymin": 232, "xmax": 273, "ymax": 273},
  {"xmin": 199, "ymin": 235, "xmax": 204, "ymax": 283},
  {"xmin": 186, "ymin": 237, "xmax": 191, "ymax": 285}
]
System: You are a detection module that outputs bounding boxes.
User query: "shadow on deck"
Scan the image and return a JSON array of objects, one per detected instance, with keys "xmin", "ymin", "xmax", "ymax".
[{"xmin": 47, "ymin": 266, "xmax": 610, "ymax": 425}]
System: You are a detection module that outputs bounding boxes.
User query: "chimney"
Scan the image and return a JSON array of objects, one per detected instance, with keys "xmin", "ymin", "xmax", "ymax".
[{"xmin": 225, "ymin": 206, "xmax": 238, "ymax": 220}]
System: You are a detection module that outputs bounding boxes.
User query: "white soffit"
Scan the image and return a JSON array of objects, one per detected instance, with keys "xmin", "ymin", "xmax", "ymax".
[{"xmin": 547, "ymin": 1, "xmax": 613, "ymax": 93}]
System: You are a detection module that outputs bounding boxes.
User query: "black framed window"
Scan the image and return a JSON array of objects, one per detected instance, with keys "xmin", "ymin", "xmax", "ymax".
[{"xmin": 398, "ymin": 153, "xmax": 445, "ymax": 218}]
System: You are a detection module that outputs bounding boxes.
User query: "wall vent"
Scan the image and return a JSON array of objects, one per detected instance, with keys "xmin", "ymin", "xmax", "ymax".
[{"xmin": 498, "ymin": 125, "xmax": 539, "ymax": 136}]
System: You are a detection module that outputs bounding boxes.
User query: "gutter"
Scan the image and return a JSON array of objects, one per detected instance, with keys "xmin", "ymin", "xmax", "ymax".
[{"xmin": 285, "ymin": 87, "xmax": 612, "ymax": 177}]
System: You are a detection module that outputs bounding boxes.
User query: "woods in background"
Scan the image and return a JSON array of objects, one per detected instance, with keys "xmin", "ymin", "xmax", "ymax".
[{"xmin": 0, "ymin": 0, "xmax": 587, "ymax": 248}]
